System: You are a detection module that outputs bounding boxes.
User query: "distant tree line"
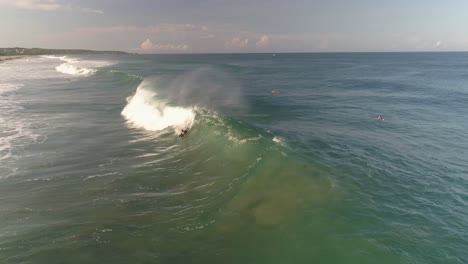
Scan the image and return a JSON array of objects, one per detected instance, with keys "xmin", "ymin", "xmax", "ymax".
[{"xmin": 0, "ymin": 47, "xmax": 127, "ymax": 56}]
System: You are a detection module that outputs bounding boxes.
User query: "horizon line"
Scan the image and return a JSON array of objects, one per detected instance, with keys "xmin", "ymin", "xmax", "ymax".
[{"xmin": 2, "ymin": 47, "xmax": 468, "ymax": 56}]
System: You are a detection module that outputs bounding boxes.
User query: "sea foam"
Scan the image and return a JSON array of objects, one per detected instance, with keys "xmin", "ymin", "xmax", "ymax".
[
  {"xmin": 42, "ymin": 55, "xmax": 110, "ymax": 76},
  {"xmin": 55, "ymin": 62, "xmax": 96, "ymax": 76},
  {"xmin": 121, "ymin": 85, "xmax": 196, "ymax": 133}
]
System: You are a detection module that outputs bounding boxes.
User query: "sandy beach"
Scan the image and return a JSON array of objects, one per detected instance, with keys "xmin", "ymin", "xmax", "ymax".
[{"xmin": 0, "ymin": 55, "xmax": 30, "ymax": 62}]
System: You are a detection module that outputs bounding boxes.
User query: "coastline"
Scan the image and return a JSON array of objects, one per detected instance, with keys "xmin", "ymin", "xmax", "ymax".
[{"xmin": 0, "ymin": 55, "xmax": 31, "ymax": 62}]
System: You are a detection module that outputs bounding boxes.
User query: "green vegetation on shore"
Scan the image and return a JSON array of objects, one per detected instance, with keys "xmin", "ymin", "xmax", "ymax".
[{"xmin": 0, "ymin": 47, "xmax": 127, "ymax": 56}]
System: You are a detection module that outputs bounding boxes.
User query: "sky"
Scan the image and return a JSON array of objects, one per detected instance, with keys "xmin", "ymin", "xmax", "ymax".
[{"xmin": 1, "ymin": 0, "xmax": 468, "ymax": 53}]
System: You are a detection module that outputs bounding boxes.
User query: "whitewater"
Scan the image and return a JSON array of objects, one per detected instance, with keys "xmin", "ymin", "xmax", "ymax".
[{"xmin": 121, "ymin": 82, "xmax": 196, "ymax": 134}]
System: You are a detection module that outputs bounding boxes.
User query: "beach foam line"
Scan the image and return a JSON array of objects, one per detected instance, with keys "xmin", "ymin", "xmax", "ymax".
[{"xmin": 0, "ymin": 56, "xmax": 31, "ymax": 63}]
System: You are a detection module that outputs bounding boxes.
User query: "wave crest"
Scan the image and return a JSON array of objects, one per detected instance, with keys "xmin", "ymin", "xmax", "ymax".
[
  {"xmin": 42, "ymin": 55, "xmax": 110, "ymax": 76},
  {"xmin": 121, "ymin": 83, "xmax": 196, "ymax": 133},
  {"xmin": 55, "ymin": 63, "xmax": 96, "ymax": 75},
  {"xmin": 55, "ymin": 57, "xmax": 96, "ymax": 76}
]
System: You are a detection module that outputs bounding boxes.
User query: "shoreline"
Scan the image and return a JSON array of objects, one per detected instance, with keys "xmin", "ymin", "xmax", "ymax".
[{"xmin": 0, "ymin": 55, "xmax": 31, "ymax": 62}]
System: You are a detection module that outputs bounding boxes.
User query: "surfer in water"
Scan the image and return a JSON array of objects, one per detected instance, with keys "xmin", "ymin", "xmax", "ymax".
[
  {"xmin": 126, "ymin": 89, "xmax": 137, "ymax": 103},
  {"xmin": 179, "ymin": 129, "xmax": 188, "ymax": 138},
  {"xmin": 377, "ymin": 115, "xmax": 384, "ymax": 121}
]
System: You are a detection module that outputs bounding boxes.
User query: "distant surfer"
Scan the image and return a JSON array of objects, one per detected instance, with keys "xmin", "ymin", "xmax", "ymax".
[
  {"xmin": 271, "ymin": 89, "xmax": 279, "ymax": 94},
  {"xmin": 377, "ymin": 115, "xmax": 384, "ymax": 121},
  {"xmin": 179, "ymin": 129, "xmax": 188, "ymax": 138}
]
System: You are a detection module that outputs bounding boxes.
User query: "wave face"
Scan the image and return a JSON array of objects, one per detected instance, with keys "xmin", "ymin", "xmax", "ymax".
[{"xmin": 118, "ymin": 70, "xmax": 336, "ymax": 252}]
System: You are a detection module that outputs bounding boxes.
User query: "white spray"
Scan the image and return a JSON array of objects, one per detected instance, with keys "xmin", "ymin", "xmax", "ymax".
[
  {"xmin": 121, "ymin": 67, "xmax": 245, "ymax": 135},
  {"xmin": 121, "ymin": 81, "xmax": 196, "ymax": 133}
]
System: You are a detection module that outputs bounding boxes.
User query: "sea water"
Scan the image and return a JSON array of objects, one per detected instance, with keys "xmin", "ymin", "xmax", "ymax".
[{"xmin": 0, "ymin": 53, "xmax": 467, "ymax": 263}]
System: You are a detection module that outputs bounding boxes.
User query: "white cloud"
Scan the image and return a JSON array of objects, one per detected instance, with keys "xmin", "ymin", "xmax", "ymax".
[
  {"xmin": 0, "ymin": 0, "xmax": 103, "ymax": 13},
  {"xmin": 75, "ymin": 24, "xmax": 273, "ymax": 52},
  {"xmin": 225, "ymin": 37, "xmax": 249, "ymax": 48},
  {"xmin": 6, "ymin": 0, "xmax": 61, "ymax": 11},
  {"xmin": 256, "ymin": 35, "xmax": 269, "ymax": 47},
  {"xmin": 140, "ymin": 39, "xmax": 189, "ymax": 53},
  {"xmin": 433, "ymin": 40, "xmax": 442, "ymax": 48},
  {"xmin": 140, "ymin": 39, "xmax": 154, "ymax": 50}
]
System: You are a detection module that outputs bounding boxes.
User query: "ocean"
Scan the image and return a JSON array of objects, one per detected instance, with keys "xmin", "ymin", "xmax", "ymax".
[{"xmin": 0, "ymin": 52, "xmax": 467, "ymax": 264}]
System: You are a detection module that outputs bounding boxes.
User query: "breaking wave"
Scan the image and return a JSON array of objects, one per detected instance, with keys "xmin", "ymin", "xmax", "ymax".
[
  {"xmin": 42, "ymin": 55, "xmax": 111, "ymax": 76},
  {"xmin": 121, "ymin": 81, "xmax": 196, "ymax": 133},
  {"xmin": 55, "ymin": 61, "xmax": 96, "ymax": 76}
]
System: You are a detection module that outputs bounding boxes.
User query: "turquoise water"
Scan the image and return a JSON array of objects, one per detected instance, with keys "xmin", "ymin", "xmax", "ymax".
[{"xmin": 0, "ymin": 53, "xmax": 467, "ymax": 263}]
